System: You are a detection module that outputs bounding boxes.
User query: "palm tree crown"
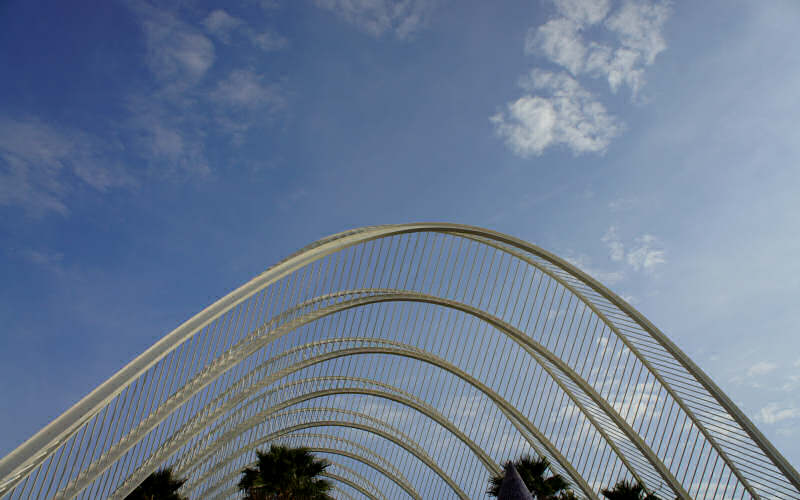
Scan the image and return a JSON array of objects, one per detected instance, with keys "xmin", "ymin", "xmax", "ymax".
[
  {"xmin": 124, "ymin": 467, "xmax": 186, "ymax": 500},
  {"xmin": 237, "ymin": 444, "xmax": 333, "ymax": 500},
  {"xmin": 601, "ymin": 479, "xmax": 662, "ymax": 500},
  {"xmin": 488, "ymin": 455, "xmax": 575, "ymax": 499}
]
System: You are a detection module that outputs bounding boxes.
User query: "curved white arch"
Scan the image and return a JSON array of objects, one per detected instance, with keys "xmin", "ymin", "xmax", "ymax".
[
  {"xmin": 1, "ymin": 223, "xmax": 798, "ymax": 500},
  {"xmin": 180, "ymin": 412, "xmax": 422, "ymax": 498},
  {"xmin": 174, "ymin": 387, "xmax": 499, "ymax": 479},
  {"xmin": 178, "ymin": 425, "xmax": 435, "ymax": 500}
]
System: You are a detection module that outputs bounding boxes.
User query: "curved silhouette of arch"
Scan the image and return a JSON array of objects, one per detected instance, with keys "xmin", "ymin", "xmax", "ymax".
[
  {"xmin": 174, "ymin": 388, "xmax": 498, "ymax": 481},
  {"xmin": 181, "ymin": 429, "xmax": 430, "ymax": 500},
  {"xmin": 322, "ymin": 471, "xmax": 379, "ymax": 500},
  {"xmin": 331, "ymin": 484, "xmax": 361, "ymax": 500},
  {"xmin": 1, "ymin": 223, "xmax": 798, "ymax": 500},
  {"xmin": 201, "ymin": 454, "xmax": 384, "ymax": 500},
  {"xmin": 103, "ymin": 333, "xmax": 593, "ymax": 499},
  {"xmin": 181, "ymin": 420, "xmax": 421, "ymax": 499},
  {"xmin": 98, "ymin": 295, "xmax": 681, "ymax": 499}
]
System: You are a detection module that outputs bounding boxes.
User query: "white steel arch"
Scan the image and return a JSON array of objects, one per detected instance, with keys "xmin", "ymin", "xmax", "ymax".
[{"xmin": 1, "ymin": 223, "xmax": 799, "ymax": 499}]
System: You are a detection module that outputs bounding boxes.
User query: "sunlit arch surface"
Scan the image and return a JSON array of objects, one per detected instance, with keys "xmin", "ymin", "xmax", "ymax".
[{"xmin": 1, "ymin": 223, "xmax": 799, "ymax": 499}]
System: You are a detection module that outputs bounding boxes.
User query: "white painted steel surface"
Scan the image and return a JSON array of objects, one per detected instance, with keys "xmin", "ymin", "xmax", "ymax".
[{"xmin": 1, "ymin": 224, "xmax": 798, "ymax": 499}]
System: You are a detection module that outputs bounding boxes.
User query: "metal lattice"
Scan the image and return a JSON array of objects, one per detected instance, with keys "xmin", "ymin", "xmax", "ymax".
[{"xmin": 1, "ymin": 224, "xmax": 798, "ymax": 499}]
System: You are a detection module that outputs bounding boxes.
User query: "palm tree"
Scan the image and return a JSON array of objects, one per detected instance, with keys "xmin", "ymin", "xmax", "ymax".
[
  {"xmin": 237, "ymin": 444, "xmax": 333, "ymax": 500},
  {"xmin": 489, "ymin": 455, "xmax": 575, "ymax": 499},
  {"xmin": 124, "ymin": 467, "xmax": 186, "ymax": 500},
  {"xmin": 601, "ymin": 479, "xmax": 662, "ymax": 500}
]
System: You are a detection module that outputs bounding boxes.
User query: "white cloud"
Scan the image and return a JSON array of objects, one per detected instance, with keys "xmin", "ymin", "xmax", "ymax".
[
  {"xmin": 251, "ymin": 31, "xmax": 288, "ymax": 51},
  {"xmin": 524, "ymin": 0, "xmax": 671, "ymax": 96},
  {"xmin": 528, "ymin": 18, "xmax": 587, "ymax": 75},
  {"xmin": 491, "ymin": 70, "xmax": 621, "ymax": 156},
  {"xmin": 583, "ymin": 0, "xmax": 671, "ymax": 94},
  {"xmin": 564, "ymin": 255, "xmax": 624, "ymax": 284},
  {"xmin": 605, "ymin": 0, "xmax": 670, "ymax": 65},
  {"xmin": 491, "ymin": 97, "xmax": 555, "ymax": 156},
  {"xmin": 0, "ymin": 117, "xmax": 135, "ymax": 216},
  {"xmin": 755, "ymin": 403, "xmax": 800, "ymax": 425},
  {"xmin": 212, "ymin": 69, "xmax": 284, "ymax": 108},
  {"xmin": 202, "ymin": 9, "xmax": 243, "ymax": 42},
  {"xmin": 598, "ymin": 226, "xmax": 667, "ymax": 274},
  {"xmin": 137, "ymin": 3, "xmax": 215, "ymax": 85},
  {"xmin": 601, "ymin": 226, "xmax": 625, "ymax": 261},
  {"xmin": 585, "ymin": 43, "xmax": 645, "ymax": 93},
  {"xmin": 495, "ymin": 0, "xmax": 673, "ymax": 156},
  {"xmin": 553, "ymin": 0, "xmax": 611, "ymax": 25},
  {"xmin": 626, "ymin": 233, "xmax": 665, "ymax": 271},
  {"xmin": 608, "ymin": 196, "xmax": 636, "ymax": 211},
  {"xmin": 781, "ymin": 375, "xmax": 800, "ymax": 392},
  {"xmin": 747, "ymin": 361, "xmax": 778, "ymax": 377},
  {"xmin": 498, "ymin": 0, "xmax": 671, "ymax": 157},
  {"xmin": 314, "ymin": 0, "xmax": 438, "ymax": 39},
  {"xmin": 125, "ymin": 96, "xmax": 211, "ymax": 177},
  {"xmin": 526, "ymin": 0, "xmax": 611, "ymax": 75},
  {"xmin": 202, "ymin": 9, "xmax": 288, "ymax": 52}
]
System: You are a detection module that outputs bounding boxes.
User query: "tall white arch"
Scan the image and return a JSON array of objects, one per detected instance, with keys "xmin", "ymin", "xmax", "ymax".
[{"xmin": 1, "ymin": 223, "xmax": 798, "ymax": 499}]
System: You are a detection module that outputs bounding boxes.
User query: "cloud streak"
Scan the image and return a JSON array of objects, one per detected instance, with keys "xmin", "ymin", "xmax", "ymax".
[
  {"xmin": 314, "ymin": 0, "xmax": 439, "ymax": 39},
  {"xmin": 136, "ymin": 3, "xmax": 215, "ymax": 88},
  {"xmin": 0, "ymin": 117, "xmax": 135, "ymax": 216},
  {"xmin": 565, "ymin": 255, "xmax": 624, "ymax": 284},
  {"xmin": 212, "ymin": 69, "xmax": 284, "ymax": 109},
  {"xmin": 203, "ymin": 8, "xmax": 288, "ymax": 51},
  {"xmin": 755, "ymin": 403, "xmax": 800, "ymax": 425},
  {"xmin": 125, "ymin": 2, "xmax": 288, "ymax": 174},
  {"xmin": 747, "ymin": 361, "xmax": 778, "ymax": 377}
]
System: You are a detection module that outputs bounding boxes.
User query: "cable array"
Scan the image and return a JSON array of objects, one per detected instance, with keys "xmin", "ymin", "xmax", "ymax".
[{"xmin": 0, "ymin": 224, "xmax": 797, "ymax": 499}]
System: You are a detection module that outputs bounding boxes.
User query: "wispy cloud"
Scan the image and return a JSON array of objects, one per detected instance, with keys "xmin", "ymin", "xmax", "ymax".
[
  {"xmin": 491, "ymin": 70, "xmax": 622, "ymax": 156},
  {"xmin": 626, "ymin": 233, "xmax": 665, "ymax": 272},
  {"xmin": 125, "ymin": 96, "xmax": 211, "ymax": 178},
  {"xmin": 212, "ymin": 69, "xmax": 284, "ymax": 108},
  {"xmin": 126, "ymin": 2, "xmax": 287, "ymax": 170},
  {"xmin": 203, "ymin": 8, "xmax": 288, "ymax": 51},
  {"xmin": 608, "ymin": 196, "xmax": 636, "ymax": 211},
  {"xmin": 601, "ymin": 226, "xmax": 625, "ymax": 261},
  {"xmin": 314, "ymin": 0, "xmax": 439, "ymax": 39},
  {"xmin": 781, "ymin": 375, "xmax": 800, "ymax": 392},
  {"xmin": 528, "ymin": 18, "xmax": 588, "ymax": 75},
  {"xmin": 494, "ymin": 0, "xmax": 671, "ymax": 157},
  {"xmin": 251, "ymin": 30, "xmax": 288, "ymax": 51},
  {"xmin": 564, "ymin": 254, "xmax": 624, "ymax": 284},
  {"xmin": 747, "ymin": 361, "xmax": 778, "ymax": 377},
  {"xmin": 755, "ymin": 403, "xmax": 800, "ymax": 425},
  {"xmin": 210, "ymin": 69, "xmax": 286, "ymax": 144},
  {"xmin": 202, "ymin": 9, "xmax": 243, "ymax": 42},
  {"xmin": 592, "ymin": 0, "xmax": 670, "ymax": 94},
  {"xmin": 527, "ymin": 0, "xmax": 671, "ymax": 94},
  {"xmin": 606, "ymin": 1, "xmax": 670, "ymax": 66},
  {"xmin": 135, "ymin": 2, "xmax": 215, "ymax": 88},
  {"xmin": 553, "ymin": 0, "xmax": 611, "ymax": 25},
  {"xmin": 600, "ymin": 225, "xmax": 666, "ymax": 273},
  {"xmin": 0, "ymin": 117, "xmax": 135, "ymax": 216}
]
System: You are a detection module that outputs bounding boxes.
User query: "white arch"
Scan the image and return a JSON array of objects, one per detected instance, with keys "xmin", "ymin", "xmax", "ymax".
[{"xmin": 1, "ymin": 224, "xmax": 798, "ymax": 500}]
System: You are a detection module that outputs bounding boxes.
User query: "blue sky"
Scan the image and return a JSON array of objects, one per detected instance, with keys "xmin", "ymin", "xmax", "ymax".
[{"xmin": 1, "ymin": 0, "xmax": 799, "ymax": 474}]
